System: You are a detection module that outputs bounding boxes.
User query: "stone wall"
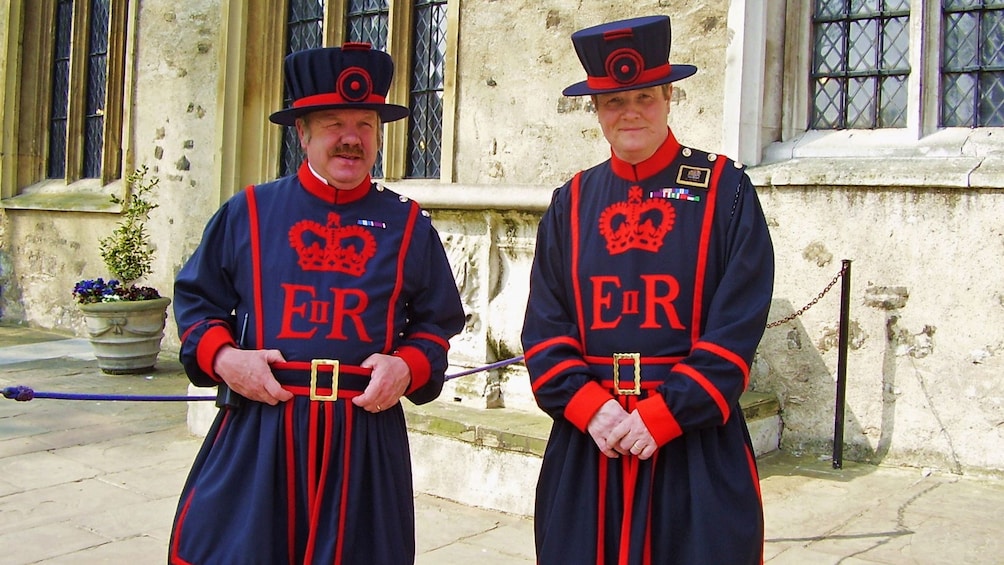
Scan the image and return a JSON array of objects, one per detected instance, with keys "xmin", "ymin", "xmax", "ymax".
[{"xmin": 1, "ymin": 0, "xmax": 1002, "ymax": 477}]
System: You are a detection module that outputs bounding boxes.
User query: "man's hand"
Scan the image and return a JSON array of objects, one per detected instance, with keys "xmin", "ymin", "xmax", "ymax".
[
  {"xmin": 586, "ymin": 399, "xmax": 630, "ymax": 458},
  {"xmin": 352, "ymin": 353, "xmax": 410, "ymax": 413},
  {"xmin": 213, "ymin": 346, "xmax": 292, "ymax": 405},
  {"xmin": 609, "ymin": 410, "xmax": 657, "ymax": 460}
]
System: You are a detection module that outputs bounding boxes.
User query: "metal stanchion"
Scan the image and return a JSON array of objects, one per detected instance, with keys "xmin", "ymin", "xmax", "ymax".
[{"xmin": 832, "ymin": 259, "xmax": 852, "ymax": 469}]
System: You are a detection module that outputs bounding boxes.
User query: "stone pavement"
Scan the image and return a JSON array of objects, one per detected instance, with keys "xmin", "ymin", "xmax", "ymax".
[{"xmin": 0, "ymin": 323, "xmax": 1002, "ymax": 564}]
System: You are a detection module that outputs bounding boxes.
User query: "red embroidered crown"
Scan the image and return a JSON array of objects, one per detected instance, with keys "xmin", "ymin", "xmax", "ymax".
[
  {"xmin": 598, "ymin": 186, "xmax": 675, "ymax": 254},
  {"xmin": 288, "ymin": 212, "xmax": 377, "ymax": 276}
]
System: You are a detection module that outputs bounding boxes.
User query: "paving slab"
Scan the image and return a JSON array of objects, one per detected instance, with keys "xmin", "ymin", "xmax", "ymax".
[{"xmin": 1, "ymin": 324, "xmax": 1002, "ymax": 564}]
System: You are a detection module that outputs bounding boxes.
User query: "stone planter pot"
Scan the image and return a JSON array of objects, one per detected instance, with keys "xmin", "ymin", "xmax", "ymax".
[{"xmin": 78, "ymin": 297, "xmax": 172, "ymax": 374}]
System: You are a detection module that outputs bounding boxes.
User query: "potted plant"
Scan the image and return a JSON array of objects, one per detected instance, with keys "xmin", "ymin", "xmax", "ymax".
[{"xmin": 72, "ymin": 166, "xmax": 171, "ymax": 374}]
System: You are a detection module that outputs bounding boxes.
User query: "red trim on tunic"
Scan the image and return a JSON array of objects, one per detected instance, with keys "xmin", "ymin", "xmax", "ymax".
[
  {"xmin": 694, "ymin": 340, "xmax": 751, "ymax": 388},
  {"xmin": 297, "ymin": 161, "xmax": 371, "ymax": 204},
  {"xmin": 524, "ymin": 335, "xmax": 583, "ymax": 360},
  {"xmin": 570, "ymin": 173, "xmax": 587, "ymax": 346},
  {"xmin": 306, "ymin": 402, "xmax": 320, "ymax": 551},
  {"xmin": 643, "ymin": 453, "xmax": 657, "ymax": 565},
  {"xmin": 636, "ymin": 393, "xmax": 683, "ymax": 446},
  {"xmin": 674, "ymin": 363, "xmax": 730, "ymax": 424},
  {"xmin": 304, "ymin": 402, "xmax": 335, "ymax": 564},
  {"xmin": 246, "ymin": 186, "xmax": 265, "ymax": 348},
  {"xmin": 409, "ymin": 331, "xmax": 451, "ymax": 351},
  {"xmin": 619, "ymin": 452, "xmax": 640, "ymax": 565},
  {"xmin": 386, "ymin": 202, "xmax": 419, "ymax": 349},
  {"xmin": 284, "ymin": 404, "xmax": 296, "ymax": 564},
  {"xmin": 531, "ymin": 358, "xmax": 589, "ymax": 392},
  {"xmin": 745, "ymin": 444, "xmax": 765, "ymax": 565},
  {"xmin": 334, "ymin": 405, "xmax": 355, "ymax": 564},
  {"xmin": 195, "ymin": 325, "xmax": 236, "ymax": 380},
  {"xmin": 596, "ymin": 452, "xmax": 608, "ymax": 565},
  {"xmin": 396, "ymin": 345, "xmax": 431, "ymax": 394},
  {"xmin": 565, "ymin": 380, "xmax": 614, "ymax": 432},
  {"xmin": 170, "ymin": 493, "xmax": 196, "ymax": 565},
  {"xmin": 690, "ymin": 158, "xmax": 727, "ymax": 345},
  {"xmin": 609, "ymin": 129, "xmax": 681, "ymax": 181}
]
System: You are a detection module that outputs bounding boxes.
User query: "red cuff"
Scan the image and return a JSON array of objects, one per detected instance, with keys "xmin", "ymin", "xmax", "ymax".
[
  {"xmin": 637, "ymin": 393, "xmax": 683, "ymax": 446},
  {"xmin": 196, "ymin": 325, "xmax": 236, "ymax": 381},
  {"xmin": 565, "ymin": 381, "xmax": 614, "ymax": 432},
  {"xmin": 395, "ymin": 346, "xmax": 431, "ymax": 395}
]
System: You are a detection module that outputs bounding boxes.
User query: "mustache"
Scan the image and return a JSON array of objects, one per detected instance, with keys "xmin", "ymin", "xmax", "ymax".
[{"xmin": 329, "ymin": 144, "xmax": 365, "ymax": 158}]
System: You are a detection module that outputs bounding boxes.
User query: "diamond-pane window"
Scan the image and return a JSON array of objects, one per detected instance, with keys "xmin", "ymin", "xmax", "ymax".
[
  {"xmin": 47, "ymin": 0, "xmax": 74, "ymax": 179},
  {"xmin": 941, "ymin": 3, "xmax": 1004, "ymax": 127},
  {"xmin": 810, "ymin": 1, "xmax": 910, "ymax": 129},
  {"xmin": 279, "ymin": 0, "xmax": 325, "ymax": 178},
  {"xmin": 346, "ymin": 0, "xmax": 389, "ymax": 178},
  {"xmin": 406, "ymin": 0, "xmax": 447, "ymax": 179},
  {"xmin": 83, "ymin": 0, "xmax": 111, "ymax": 179}
]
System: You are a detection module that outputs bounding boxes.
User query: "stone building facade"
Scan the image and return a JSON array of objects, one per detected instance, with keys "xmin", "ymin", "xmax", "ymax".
[{"xmin": 1, "ymin": 0, "xmax": 1002, "ymax": 476}]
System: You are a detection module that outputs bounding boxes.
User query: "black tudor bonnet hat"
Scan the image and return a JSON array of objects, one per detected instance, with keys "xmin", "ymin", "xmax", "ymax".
[
  {"xmin": 563, "ymin": 15, "xmax": 697, "ymax": 97},
  {"xmin": 269, "ymin": 43, "xmax": 410, "ymax": 126}
]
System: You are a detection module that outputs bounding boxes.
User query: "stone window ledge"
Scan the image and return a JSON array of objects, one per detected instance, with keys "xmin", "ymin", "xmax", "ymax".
[
  {"xmin": 755, "ymin": 128, "xmax": 1004, "ymax": 189},
  {"xmin": 1, "ymin": 179, "xmax": 123, "ymax": 213},
  {"xmin": 383, "ymin": 181, "xmax": 554, "ymax": 212}
]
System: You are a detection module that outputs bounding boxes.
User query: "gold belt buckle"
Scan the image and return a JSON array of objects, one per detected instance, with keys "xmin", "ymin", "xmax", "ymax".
[
  {"xmin": 309, "ymin": 359, "xmax": 340, "ymax": 401},
  {"xmin": 612, "ymin": 353, "xmax": 641, "ymax": 395}
]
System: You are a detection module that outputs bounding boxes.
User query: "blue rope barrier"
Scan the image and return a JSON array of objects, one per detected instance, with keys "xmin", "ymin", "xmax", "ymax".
[{"xmin": 2, "ymin": 355, "xmax": 526, "ymax": 403}]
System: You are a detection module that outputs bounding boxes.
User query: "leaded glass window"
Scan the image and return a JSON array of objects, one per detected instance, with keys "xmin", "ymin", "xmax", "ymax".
[
  {"xmin": 810, "ymin": 0, "xmax": 911, "ymax": 129},
  {"xmin": 47, "ymin": 0, "xmax": 116, "ymax": 181},
  {"xmin": 346, "ymin": 0, "xmax": 389, "ymax": 50},
  {"xmin": 346, "ymin": 0, "xmax": 389, "ymax": 178},
  {"xmin": 406, "ymin": 0, "xmax": 447, "ymax": 179},
  {"xmin": 279, "ymin": 0, "xmax": 325, "ymax": 178},
  {"xmin": 48, "ymin": 0, "xmax": 74, "ymax": 179},
  {"xmin": 941, "ymin": 0, "xmax": 1004, "ymax": 127},
  {"xmin": 84, "ymin": 0, "xmax": 111, "ymax": 179}
]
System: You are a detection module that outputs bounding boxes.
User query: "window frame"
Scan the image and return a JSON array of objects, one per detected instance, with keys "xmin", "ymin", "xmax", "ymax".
[
  {"xmin": 217, "ymin": 0, "xmax": 458, "ymax": 203},
  {"xmin": 0, "ymin": 0, "xmax": 132, "ymax": 211},
  {"xmin": 743, "ymin": 0, "xmax": 1003, "ymax": 178}
]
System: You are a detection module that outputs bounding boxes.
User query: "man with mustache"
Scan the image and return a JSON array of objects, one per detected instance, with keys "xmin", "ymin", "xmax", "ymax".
[{"xmin": 169, "ymin": 44, "xmax": 464, "ymax": 564}]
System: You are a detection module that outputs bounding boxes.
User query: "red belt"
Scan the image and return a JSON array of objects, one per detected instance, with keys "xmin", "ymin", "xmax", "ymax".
[
  {"xmin": 584, "ymin": 353, "xmax": 681, "ymax": 396},
  {"xmin": 272, "ymin": 359, "xmax": 372, "ymax": 401}
]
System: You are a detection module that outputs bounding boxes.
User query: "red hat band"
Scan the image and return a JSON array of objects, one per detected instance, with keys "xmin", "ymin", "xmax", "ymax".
[{"xmin": 586, "ymin": 61, "xmax": 673, "ymax": 91}]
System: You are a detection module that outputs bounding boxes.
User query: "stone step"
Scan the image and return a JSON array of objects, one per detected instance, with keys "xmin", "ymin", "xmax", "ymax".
[
  {"xmin": 188, "ymin": 386, "xmax": 781, "ymax": 517},
  {"xmin": 405, "ymin": 391, "xmax": 781, "ymax": 516}
]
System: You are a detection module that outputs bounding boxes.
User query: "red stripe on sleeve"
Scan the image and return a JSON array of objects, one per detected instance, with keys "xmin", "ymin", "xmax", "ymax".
[
  {"xmin": 564, "ymin": 380, "xmax": 613, "ymax": 432},
  {"xmin": 694, "ymin": 341, "xmax": 750, "ymax": 388},
  {"xmin": 396, "ymin": 345, "xmax": 432, "ymax": 394},
  {"xmin": 195, "ymin": 325, "xmax": 236, "ymax": 380},
  {"xmin": 409, "ymin": 331, "xmax": 451, "ymax": 351},
  {"xmin": 636, "ymin": 393, "xmax": 683, "ymax": 446},
  {"xmin": 531, "ymin": 358, "xmax": 589, "ymax": 392},
  {"xmin": 523, "ymin": 335, "xmax": 582, "ymax": 361},
  {"xmin": 673, "ymin": 363, "xmax": 731, "ymax": 424}
]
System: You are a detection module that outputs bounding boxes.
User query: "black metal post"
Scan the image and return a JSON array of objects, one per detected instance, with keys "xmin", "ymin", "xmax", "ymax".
[{"xmin": 832, "ymin": 259, "xmax": 852, "ymax": 469}]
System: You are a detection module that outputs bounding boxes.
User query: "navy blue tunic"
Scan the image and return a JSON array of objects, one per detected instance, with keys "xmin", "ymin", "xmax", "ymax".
[
  {"xmin": 169, "ymin": 164, "xmax": 464, "ymax": 564},
  {"xmin": 521, "ymin": 130, "xmax": 774, "ymax": 564}
]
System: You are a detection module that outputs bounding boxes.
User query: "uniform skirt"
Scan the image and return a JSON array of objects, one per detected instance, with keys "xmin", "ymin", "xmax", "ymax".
[{"xmin": 169, "ymin": 393, "xmax": 415, "ymax": 565}]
